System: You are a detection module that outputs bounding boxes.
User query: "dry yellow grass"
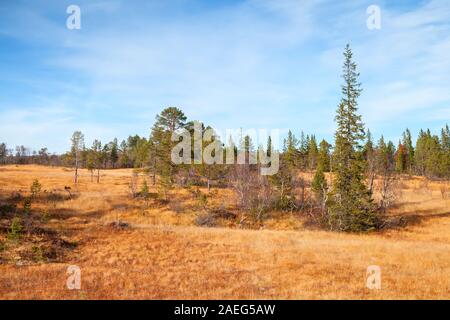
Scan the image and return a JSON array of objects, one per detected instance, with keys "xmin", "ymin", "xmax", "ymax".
[{"xmin": 0, "ymin": 165, "xmax": 449, "ymax": 299}]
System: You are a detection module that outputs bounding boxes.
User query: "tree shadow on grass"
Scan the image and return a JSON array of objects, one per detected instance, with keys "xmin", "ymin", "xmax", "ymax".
[{"xmin": 386, "ymin": 211, "xmax": 450, "ymax": 228}]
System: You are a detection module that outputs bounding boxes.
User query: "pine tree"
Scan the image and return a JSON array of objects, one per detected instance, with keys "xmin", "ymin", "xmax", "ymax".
[
  {"xmin": 415, "ymin": 129, "xmax": 443, "ymax": 178},
  {"xmin": 30, "ymin": 179, "xmax": 42, "ymax": 198},
  {"xmin": 266, "ymin": 135, "xmax": 272, "ymax": 158},
  {"xmin": 283, "ymin": 130, "xmax": 299, "ymax": 168},
  {"xmin": 327, "ymin": 44, "xmax": 377, "ymax": 232},
  {"xmin": 402, "ymin": 129, "xmax": 414, "ymax": 174},
  {"xmin": 313, "ymin": 140, "xmax": 330, "ymax": 213},
  {"xmin": 312, "ymin": 162, "xmax": 327, "ymax": 201},
  {"xmin": 268, "ymin": 160, "xmax": 296, "ymax": 211},
  {"xmin": 376, "ymin": 136, "xmax": 388, "ymax": 173},
  {"xmin": 415, "ymin": 129, "xmax": 427, "ymax": 176},
  {"xmin": 307, "ymin": 135, "xmax": 319, "ymax": 170},
  {"xmin": 110, "ymin": 138, "xmax": 119, "ymax": 168},
  {"xmin": 425, "ymin": 133, "xmax": 442, "ymax": 178},
  {"xmin": 243, "ymin": 135, "xmax": 254, "ymax": 164},
  {"xmin": 118, "ymin": 140, "xmax": 130, "ymax": 168},
  {"xmin": 299, "ymin": 131, "xmax": 308, "ymax": 169},
  {"xmin": 363, "ymin": 129, "xmax": 376, "ymax": 191},
  {"xmin": 363, "ymin": 129, "xmax": 374, "ymax": 161},
  {"xmin": 387, "ymin": 140, "xmax": 396, "ymax": 171},
  {"xmin": 150, "ymin": 107, "xmax": 187, "ymax": 200},
  {"xmin": 317, "ymin": 139, "xmax": 331, "ymax": 172},
  {"xmin": 440, "ymin": 124, "xmax": 450, "ymax": 178}
]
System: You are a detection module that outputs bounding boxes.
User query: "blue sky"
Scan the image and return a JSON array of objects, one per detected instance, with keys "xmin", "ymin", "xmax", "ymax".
[{"xmin": 0, "ymin": 0, "xmax": 449, "ymax": 153}]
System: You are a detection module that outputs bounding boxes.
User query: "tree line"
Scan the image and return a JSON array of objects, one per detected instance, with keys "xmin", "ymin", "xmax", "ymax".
[
  {"xmin": 1, "ymin": 123, "xmax": 447, "ymax": 181},
  {"xmin": 1, "ymin": 123, "xmax": 447, "ymax": 180}
]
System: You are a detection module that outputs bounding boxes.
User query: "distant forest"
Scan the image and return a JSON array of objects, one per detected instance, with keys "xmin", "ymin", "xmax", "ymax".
[{"xmin": 2, "ymin": 112, "xmax": 448, "ymax": 181}]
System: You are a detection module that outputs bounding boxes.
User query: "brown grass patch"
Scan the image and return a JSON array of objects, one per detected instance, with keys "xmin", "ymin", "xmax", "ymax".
[{"xmin": 0, "ymin": 165, "xmax": 449, "ymax": 299}]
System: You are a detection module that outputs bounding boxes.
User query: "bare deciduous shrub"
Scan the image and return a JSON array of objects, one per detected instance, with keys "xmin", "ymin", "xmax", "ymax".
[
  {"xmin": 228, "ymin": 164, "xmax": 273, "ymax": 223},
  {"xmin": 195, "ymin": 206, "xmax": 237, "ymax": 228},
  {"xmin": 195, "ymin": 212, "xmax": 217, "ymax": 227},
  {"xmin": 228, "ymin": 164, "xmax": 256, "ymax": 210},
  {"xmin": 379, "ymin": 173, "xmax": 401, "ymax": 213}
]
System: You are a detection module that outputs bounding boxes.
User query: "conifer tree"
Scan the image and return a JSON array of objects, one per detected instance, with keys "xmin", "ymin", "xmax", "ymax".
[
  {"xmin": 283, "ymin": 130, "xmax": 299, "ymax": 169},
  {"xmin": 266, "ymin": 135, "xmax": 272, "ymax": 158},
  {"xmin": 317, "ymin": 139, "xmax": 331, "ymax": 172},
  {"xmin": 387, "ymin": 140, "xmax": 396, "ymax": 171},
  {"xmin": 110, "ymin": 138, "xmax": 119, "ymax": 168},
  {"xmin": 307, "ymin": 135, "xmax": 319, "ymax": 170},
  {"xmin": 243, "ymin": 134, "xmax": 254, "ymax": 164},
  {"xmin": 327, "ymin": 44, "xmax": 377, "ymax": 232},
  {"xmin": 415, "ymin": 129, "xmax": 427, "ymax": 176},
  {"xmin": 376, "ymin": 135, "xmax": 388, "ymax": 173},
  {"xmin": 440, "ymin": 124, "xmax": 450, "ymax": 178},
  {"xmin": 415, "ymin": 129, "xmax": 442, "ymax": 178},
  {"xmin": 402, "ymin": 129, "xmax": 414, "ymax": 174},
  {"xmin": 150, "ymin": 107, "xmax": 187, "ymax": 200},
  {"xmin": 363, "ymin": 129, "xmax": 374, "ymax": 161},
  {"xmin": 313, "ymin": 139, "xmax": 331, "ymax": 204},
  {"xmin": 363, "ymin": 129, "xmax": 376, "ymax": 192},
  {"xmin": 30, "ymin": 179, "xmax": 42, "ymax": 198},
  {"xmin": 268, "ymin": 160, "xmax": 297, "ymax": 211},
  {"xmin": 299, "ymin": 131, "xmax": 308, "ymax": 169}
]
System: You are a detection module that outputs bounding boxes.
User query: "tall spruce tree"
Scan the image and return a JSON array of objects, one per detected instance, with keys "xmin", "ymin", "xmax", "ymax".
[
  {"xmin": 327, "ymin": 44, "xmax": 377, "ymax": 232},
  {"xmin": 376, "ymin": 136, "xmax": 388, "ymax": 174},
  {"xmin": 266, "ymin": 135, "xmax": 272, "ymax": 158}
]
